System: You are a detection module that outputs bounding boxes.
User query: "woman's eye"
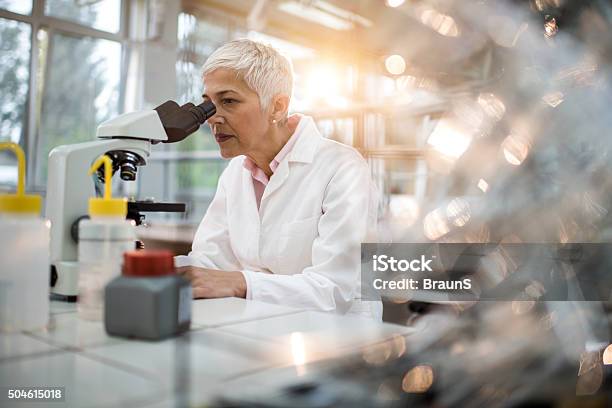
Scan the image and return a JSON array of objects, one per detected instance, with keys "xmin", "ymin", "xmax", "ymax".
[{"xmin": 222, "ymin": 98, "xmax": 237, "ymax": 105}]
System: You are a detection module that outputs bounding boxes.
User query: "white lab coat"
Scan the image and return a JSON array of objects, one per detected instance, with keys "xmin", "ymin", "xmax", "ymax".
[{"xmin": 175, "ymin": 116, "xmax": 382, "ymax": 320}]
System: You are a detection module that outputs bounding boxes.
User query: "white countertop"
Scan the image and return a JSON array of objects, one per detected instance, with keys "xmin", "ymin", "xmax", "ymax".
[{"xmin": 0, "ymin": 298, "xmax": 415, "ymax": 407}]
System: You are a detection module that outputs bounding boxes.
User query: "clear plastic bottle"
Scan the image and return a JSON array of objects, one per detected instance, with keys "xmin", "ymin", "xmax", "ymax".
[
  {"xmin": 0, "ymin": 142, "xmax": 49, "ymax": 331},
  {"xmin": 78, "ymin": 155, "xmax": 135, "ymax": 321}
]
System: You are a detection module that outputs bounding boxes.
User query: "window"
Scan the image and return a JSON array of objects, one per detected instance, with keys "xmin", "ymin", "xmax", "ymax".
[
  {"xmin": 44, "ymin": 0, "xmax": 122, "ymax": 33},
  {"xmin": 0, "ymin": 17, "xmax": 31, "ymax": 184},
  {"xmin": 0, "ymin": 0, "xmax": 32, "ymax": 15},
  {"xmin": 35, "ymin": 32, "xmax": 122, "ymax": 185},
  {"xmin": 0, "ymin": 0, "xmax": 126, "ymax": 189}
]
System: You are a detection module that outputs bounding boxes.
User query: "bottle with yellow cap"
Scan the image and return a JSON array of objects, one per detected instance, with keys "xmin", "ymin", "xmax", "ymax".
[
  {"xmin": 0, "ymin": 142, "xmax": 49, "ymax": 331},
  {"xmin": 77, "ymin": 154, "xmax": 136, "ymax": 321}
]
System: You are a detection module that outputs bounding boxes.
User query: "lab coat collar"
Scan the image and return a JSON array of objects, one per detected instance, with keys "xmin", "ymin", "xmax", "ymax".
[
  {"xmin": 286, "ymin": 115, "xmax": 321, "ymax": 164},
  {"xmin": 260, "ymin": 115, "xmax": 321, "ymax": 207}
]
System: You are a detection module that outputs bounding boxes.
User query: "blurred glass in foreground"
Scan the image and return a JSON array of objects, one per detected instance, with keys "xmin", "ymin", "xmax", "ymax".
[{"xmin": 214, "ymin": 1, "xmax": 612, "ymax": 406}]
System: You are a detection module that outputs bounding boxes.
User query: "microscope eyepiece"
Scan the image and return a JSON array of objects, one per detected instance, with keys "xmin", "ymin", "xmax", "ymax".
[
  {"xmin": 189, "ymin": 100, "xmax": 216, "ymax": 124},
  {"xmin": 155, "ymin": 100, "xmax": 217, "ymax": 144}
]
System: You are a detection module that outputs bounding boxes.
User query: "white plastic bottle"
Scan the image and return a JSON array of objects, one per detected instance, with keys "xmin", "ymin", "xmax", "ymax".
[
  {"xmin": 0, "ymin": 142, "xmax": 49, "ymax": 331},
  {"xmin": 78, "ymin": 155, "xmax": 135, "ymax": 321}
]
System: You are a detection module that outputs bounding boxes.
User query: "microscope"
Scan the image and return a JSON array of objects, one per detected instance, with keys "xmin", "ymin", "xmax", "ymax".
[{"xmin": 46, "ymin": 100, "xmax": 216, "ymax": 300}]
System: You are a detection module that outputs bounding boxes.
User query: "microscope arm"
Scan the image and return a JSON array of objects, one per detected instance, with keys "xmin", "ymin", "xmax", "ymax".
[
  {"xmin": 46, "ymin": 138, "xmax": 150, "ymax": 297},
  {"xmin": 46, "ymin": 99, "xmax": 216, "ymax": 298}
]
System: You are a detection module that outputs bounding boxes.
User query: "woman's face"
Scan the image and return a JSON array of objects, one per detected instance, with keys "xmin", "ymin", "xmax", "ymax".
[{"xmin": 203, "ymin": 68, "xmax": 270, "ymax": 158}]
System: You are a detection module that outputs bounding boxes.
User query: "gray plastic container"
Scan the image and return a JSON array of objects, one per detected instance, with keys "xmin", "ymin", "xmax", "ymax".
[
  {"xmin": 105, "ymin": 275, "xmax": 191, "ymax": 340},
  {"xmin": 104, "ymin": 250, "xmax": 192, "ymax": 340}
]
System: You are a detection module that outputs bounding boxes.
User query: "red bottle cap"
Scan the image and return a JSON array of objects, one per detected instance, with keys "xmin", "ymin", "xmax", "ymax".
[{"xmin": 123, "ymin": 250, "xmax": 175, "ymax": 277}]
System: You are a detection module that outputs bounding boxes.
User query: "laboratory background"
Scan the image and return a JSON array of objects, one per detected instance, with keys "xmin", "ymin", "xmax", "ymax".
[{"xmin": 1, "ymin": 0, "xmax": 612, "ymax": 407}]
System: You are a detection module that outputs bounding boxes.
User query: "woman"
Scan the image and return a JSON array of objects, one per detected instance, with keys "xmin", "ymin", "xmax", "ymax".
[{"xmin": 175, "ymin": 39, "xmax": 381, "ymax": 320}]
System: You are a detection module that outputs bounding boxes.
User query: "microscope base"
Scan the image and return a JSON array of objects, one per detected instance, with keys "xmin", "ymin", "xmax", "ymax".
[{"xmin": 50, "ymin": 261, "xmax": 79, "ymax": 299}]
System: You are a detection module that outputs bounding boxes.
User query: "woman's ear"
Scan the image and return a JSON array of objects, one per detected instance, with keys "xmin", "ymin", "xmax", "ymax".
[{"xmin": 270, "ymin": 94, "xmax": 290, "ymax": 122}]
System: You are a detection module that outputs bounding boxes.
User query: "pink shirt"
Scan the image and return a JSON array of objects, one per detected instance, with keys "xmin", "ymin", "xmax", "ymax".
[{"xmin": 243, "ymin": 115, "xmax": 302, "ymax": 209}]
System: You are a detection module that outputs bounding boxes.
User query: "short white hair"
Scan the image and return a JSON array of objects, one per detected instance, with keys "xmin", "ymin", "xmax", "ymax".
[{"xmin": 202, "ymin": 39, "xmax": 293, "ymax": 111}]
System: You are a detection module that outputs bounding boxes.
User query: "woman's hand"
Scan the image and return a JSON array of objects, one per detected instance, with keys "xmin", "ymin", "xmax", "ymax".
[{"xmin": 176, "ymin": 266, "xmax": 246, "ymax": 299}]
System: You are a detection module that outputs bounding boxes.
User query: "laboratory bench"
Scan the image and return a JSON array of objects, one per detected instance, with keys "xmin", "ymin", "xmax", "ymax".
[
  {"xmin": 135, "ymin": 223, "xmax": 197, "ymax": 255},
  {"xmin": 0, "ymin": 298, "xmax": 415, "ymax": 407}
]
